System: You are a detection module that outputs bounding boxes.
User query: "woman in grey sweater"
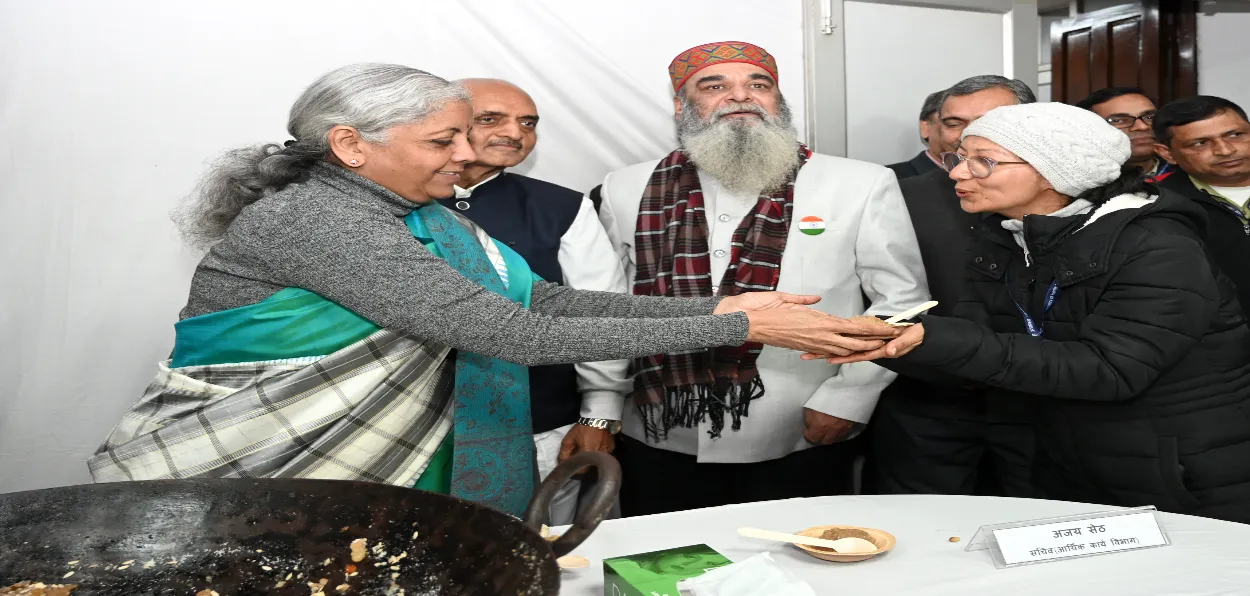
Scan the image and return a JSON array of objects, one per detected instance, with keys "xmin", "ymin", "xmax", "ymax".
[{"xmin": 89, "ymin": 64, "xmax": 891, "ymax": 515}]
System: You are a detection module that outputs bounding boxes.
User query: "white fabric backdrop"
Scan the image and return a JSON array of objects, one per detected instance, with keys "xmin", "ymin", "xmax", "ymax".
[{"xmin": 0, "ymin": 0, "xmax": 806, "ymax": 493}]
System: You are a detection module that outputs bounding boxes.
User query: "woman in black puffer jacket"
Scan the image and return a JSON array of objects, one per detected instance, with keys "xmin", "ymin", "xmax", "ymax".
[{"xmin": 830, "ymin": 103, "xmax": 1250, "ymax": 523}]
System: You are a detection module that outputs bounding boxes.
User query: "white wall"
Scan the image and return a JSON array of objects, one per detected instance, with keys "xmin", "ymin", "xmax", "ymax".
[
  {"xmin": 843, "ymin": 1, "xmax": 1005, "ymax": 165},
  {"xmin": 0, "ymin": 0, "xmax": 805, "ymax": 494},
  {"xmin": 1036, "ymin": 15, "xmax": 1065, "ymax": 102},
  {"xmin": 1197, "ymin": 12, "xmax": 1250, "ymax": 110},
  {"xmin": 1038, "ymin": 14, "xmax": 1066, "ymax": 64}
]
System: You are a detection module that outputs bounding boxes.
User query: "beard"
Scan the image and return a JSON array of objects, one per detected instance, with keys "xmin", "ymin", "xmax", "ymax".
[{"xmin": 677, "ymin": 94, "xmax": 801, "ymax": 196}]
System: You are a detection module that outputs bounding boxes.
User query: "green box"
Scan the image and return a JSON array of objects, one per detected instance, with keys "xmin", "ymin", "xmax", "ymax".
[{"xmin": 602, "ymin": 544, "xmax": 733, "ymax": 596}]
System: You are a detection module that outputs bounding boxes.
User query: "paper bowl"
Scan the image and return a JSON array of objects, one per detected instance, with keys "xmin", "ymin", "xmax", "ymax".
[{"xmin": 793, "ymin": 525, "xmax": 896, "ymax": 562}]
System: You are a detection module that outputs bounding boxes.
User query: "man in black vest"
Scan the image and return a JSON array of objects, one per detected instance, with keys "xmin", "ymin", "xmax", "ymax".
[
  {"xmin": 885, "ymin": 90, "xmax": 946, "ymax": 180},
  {"xmin": 1153, "ymin": 95, "xmax": 1250, "ymax": 313},
  {"xmin": 437, "ymin": 78, "xmax": 629, "ymax": 525}
]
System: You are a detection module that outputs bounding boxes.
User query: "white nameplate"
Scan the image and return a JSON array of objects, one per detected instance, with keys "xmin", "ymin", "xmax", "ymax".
[{"xmin": 992, "ymin": 511, "xmax": 1167, "ymax": 565}]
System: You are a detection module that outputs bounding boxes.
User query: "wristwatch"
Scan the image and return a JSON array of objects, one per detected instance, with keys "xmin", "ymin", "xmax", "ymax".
[{"xmin": 577, "ymin": 417, "xmax": 622, "ymax": 434}]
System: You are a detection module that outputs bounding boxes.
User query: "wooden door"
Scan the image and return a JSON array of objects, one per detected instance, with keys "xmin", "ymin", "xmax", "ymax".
[{"xmin": 1050, "ymin": 0, "xmax": 1197, "ymax": 105}]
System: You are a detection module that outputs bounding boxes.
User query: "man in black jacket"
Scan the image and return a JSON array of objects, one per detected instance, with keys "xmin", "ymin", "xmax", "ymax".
[
  {"xmin": 1153, "ymin": 95, "xmax": 1250, "ymax": 313},
  {"xmin": 870, "ymin": 75, "xmax": 1038, "ymax": 497},
  {"xmin": 886, "ymin": 91, "xmax": 946, "ymax": 180}
]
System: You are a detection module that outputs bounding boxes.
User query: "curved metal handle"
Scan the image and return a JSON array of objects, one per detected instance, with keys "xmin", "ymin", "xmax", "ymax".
[{"xmin": 523, "ymin": 450, "xmax": 621, "ymax": 557}]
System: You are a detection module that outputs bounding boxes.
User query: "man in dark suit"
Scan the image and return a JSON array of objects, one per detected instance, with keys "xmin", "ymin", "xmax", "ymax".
[
  {"xmin": 886, "ymin": 91, "xmax": 946, "ymax": 180},
  {"xmin": 870, "ymin": 75, "xmax": 1039, "ymax": 497},
  {"xmin": 1153, "ymin": 95, "xmax": 1250, "ymax": 313}
]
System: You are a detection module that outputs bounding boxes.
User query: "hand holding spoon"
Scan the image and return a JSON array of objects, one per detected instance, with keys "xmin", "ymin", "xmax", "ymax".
[{"xmin": 884, "ymin": 300, "xmax": 939, "ymax": 325}]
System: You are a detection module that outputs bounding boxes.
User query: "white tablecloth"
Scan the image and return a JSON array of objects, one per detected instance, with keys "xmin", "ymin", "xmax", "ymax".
[{"xmin": 556, "ymin": 495, "xmax": 1250, "ymax": 595}]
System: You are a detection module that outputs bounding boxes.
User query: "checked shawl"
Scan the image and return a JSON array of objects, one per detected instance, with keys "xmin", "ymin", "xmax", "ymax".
[
  {"xmin": 631, "ymin": 145, "xmax": 811, "ymax": 440},
  {"xmin": 88, "ymin": 330, "xmax": 454, "ymax": 486}
]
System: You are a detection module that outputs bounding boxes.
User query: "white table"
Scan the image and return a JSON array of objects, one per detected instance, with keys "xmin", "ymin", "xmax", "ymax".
[{"xmin": 556, "ymin": 495, "xmax": 1250, "ymax": 595}]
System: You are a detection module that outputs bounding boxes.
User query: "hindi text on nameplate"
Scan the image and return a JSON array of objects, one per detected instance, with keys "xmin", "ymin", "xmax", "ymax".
[{"xmin": 991, "ymin": 511, "xmax": 1167, "ymax": 566}]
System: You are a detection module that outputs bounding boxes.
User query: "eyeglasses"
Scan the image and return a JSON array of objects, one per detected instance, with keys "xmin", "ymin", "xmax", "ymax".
[
  {"xmin": 941, "ymin": 152, "xmax": 1029, "ymax": 179},
  {"xmin": 1105, "ymin": 113, "xmax": 1156, "ymax": 129}
]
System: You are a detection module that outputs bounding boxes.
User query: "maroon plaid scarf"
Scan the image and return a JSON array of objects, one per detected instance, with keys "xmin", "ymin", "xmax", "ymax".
[{"xmin": 631, "ymin": 145, "xmax": 811, "ymax": 440}]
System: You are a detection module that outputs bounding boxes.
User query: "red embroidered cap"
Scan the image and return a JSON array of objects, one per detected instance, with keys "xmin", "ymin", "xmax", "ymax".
[{"xmin": 667, "ymin": 41, "xmax": 778, "ymax": 92}]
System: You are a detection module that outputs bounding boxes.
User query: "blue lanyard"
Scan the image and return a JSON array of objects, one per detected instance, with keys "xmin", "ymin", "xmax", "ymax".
[
  {"xmin": 1154, "ymin": 161, "xmax": 1174, "ymax": 178},
  {"xmin": 1008, "ymin": 277, "xmax": 1060, "ymax": 337},
  {"xmin": 1214, "ymin": 200, "xmax": 1248, "ymax": 222}
]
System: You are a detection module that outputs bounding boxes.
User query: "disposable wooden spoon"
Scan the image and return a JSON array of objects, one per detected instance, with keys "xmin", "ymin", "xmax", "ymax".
[
  {"xmin": 885, "ymin": 300, "xmax": 939, "ymax": 325},
  {"xmin": 737, "ymin": 527, "xmax": 878, "ymax": 553},
  {"xmin": 557, "ymin": 555, "xmax": 590, "ymax": 569}
]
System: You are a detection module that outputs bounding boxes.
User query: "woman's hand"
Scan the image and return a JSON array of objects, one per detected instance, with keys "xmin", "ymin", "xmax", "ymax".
[
  {"xmin": 801, "ymin": 323, "xmax": 925, "ymax": 364},
  {"xmin": 714, "ymin": 291, "xmax": 821, "ymax": 314},
  {"xmin": 744, "ymin": 308, "xmax": 900, "ymax": 357},
  {"xmin": 843, "ymin": 315, "xmax": 905, "ymax": 340}
]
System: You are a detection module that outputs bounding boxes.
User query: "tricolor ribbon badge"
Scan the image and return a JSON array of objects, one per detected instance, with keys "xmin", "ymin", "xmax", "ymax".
[{"xmin": 798, "ymin": 215, "xmax": 826, "ymax": 236}]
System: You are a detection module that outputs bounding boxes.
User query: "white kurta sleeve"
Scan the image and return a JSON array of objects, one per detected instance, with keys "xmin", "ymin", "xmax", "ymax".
[
  {"xmin": 560, "ymin": 197, "xmax": 632, "ymax": 420},
  {"xmin": 803, "ymin": 169, "xmax": 931, "ymax": 424}
]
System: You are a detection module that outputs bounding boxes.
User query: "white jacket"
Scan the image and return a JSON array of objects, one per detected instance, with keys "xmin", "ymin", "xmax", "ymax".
[{"xmin": 596, "ymin": 153, "xmax": 931, "ymax": 463}]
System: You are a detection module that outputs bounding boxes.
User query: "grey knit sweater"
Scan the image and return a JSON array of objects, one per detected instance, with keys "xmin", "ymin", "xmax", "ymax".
[{"xmin": 181, "ymin": 163, "xmax": 750, "ymax": 366}]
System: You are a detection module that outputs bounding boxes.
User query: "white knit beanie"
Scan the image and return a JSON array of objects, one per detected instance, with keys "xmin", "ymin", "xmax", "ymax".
[{"xmin": 962, "ymin": 102, "xmax": 1131, "ymax": 197}]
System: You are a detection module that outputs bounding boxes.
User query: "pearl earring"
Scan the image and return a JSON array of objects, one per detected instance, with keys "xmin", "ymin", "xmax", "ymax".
[{"xmin": 349, "ymin": 159, "xmax": 360, "ymax": 166}]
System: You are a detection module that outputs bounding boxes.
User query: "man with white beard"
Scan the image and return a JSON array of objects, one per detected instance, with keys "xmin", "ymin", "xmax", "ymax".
[{"xmin": 595, "ymin": 41, "xmax": 930, "ymax": 515}]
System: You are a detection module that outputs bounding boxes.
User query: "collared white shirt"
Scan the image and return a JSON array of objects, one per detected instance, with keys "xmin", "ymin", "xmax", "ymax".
[
  {"xmin": 1212, "ymin": 184, "xmax": 1250, "ymax": 208},
  {"xmin": 697, "ymin": 170, "xmax": 762, "ymax": 290},
  {"xmin": 452, "ymin": 171, "xmax": 502, "ymax": 199}
]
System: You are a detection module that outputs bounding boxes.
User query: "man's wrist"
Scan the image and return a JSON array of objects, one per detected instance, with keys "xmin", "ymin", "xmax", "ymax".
[{"xmin": 577, "ymin": 417, "xmax": 622, "ymax": 434}]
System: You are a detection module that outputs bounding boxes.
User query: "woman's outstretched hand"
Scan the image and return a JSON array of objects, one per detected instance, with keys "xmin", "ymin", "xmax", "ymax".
[
  {"xmin": 743, "ymin": 307, "xmax": 901, "ymax": 357},
  {"xmin": 713, "ymin": 291, "xmax": 822, "ymax": 313},
  {"xmin": 801, "ymin": 323, "xmax": 926, "ymax": 364},
  {"xmin": 713, "ymin": 292, "xmax": 910, "ymax": 357}
]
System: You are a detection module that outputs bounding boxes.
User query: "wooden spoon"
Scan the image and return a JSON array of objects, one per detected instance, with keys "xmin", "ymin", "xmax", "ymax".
[
  {"xmin": 885, "ymin": 300, "xmax": 939, "ymax": 325},
  {"xmin": 737, "ymin": 527, "xmax": 878, "ymax": 553},
  {"xmin": 557, "ymin": 555, "xmax": 590, "ymax": 569}
]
